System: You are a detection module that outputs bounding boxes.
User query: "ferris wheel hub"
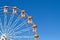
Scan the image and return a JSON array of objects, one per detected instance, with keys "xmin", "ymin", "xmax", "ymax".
[{"xmin": 1, "ymin": 33, "xmax": 8, "ymax": 40}]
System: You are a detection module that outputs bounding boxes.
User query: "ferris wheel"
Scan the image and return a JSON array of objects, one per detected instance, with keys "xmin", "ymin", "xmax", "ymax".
[{"xmin": 0, "ymin": 5, "xmax": 39, "ymax": 40}]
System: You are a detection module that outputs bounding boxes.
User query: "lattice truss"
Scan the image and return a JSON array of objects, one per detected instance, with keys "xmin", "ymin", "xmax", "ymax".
[{"xmin": 0, "ymin": 6, "xmax": 39, "ymax": 40}]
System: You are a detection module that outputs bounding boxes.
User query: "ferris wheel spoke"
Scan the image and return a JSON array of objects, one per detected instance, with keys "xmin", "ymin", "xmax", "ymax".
[
  {"xmin": 9, "ymin": 38, "xmax": 14, "ymax": 40},
  {"xmin": 0, "ymin": 31, "xmax": 2, "ymax": 34},
  {"xmin": 4, "ymin": 14, "xmax": 7, "ymax": 33},
  {"xmin": 26, "ymin": 13, "xmax": 29, "ymax": 17},
  {"xmin": 9, "ymin": 36, "xmax": 34, "ymax": 39},
  {"xmin": 0, "ymin": 18, "xmax": 4, "ymax": 33},
  {"xmin": 8, "ymin": 19, "xmax": 28, "ymax": 35},
  {"xmin": 7, "ymin": 14, "xmax": 21, "ymax": 33},
  {"xmin": 9, "ymin": 27, "xmax": 32, "ymax": 36},
  {"xmin": 17, "ymin": 8, "xmax": 21, "ymax": 12},
  {"xmin": 9, "ymin": 36, "xmax": 19, "ymax": 40},
  {"xmin": 14, "ymin": 19, "xmax": 28, "ymax": 31},
  {"xmin": 7, "ymin": 14, "xmax": 14, "ymax": 33},
  {"xmin": 7, "ymin": 14, "xmax": 14, "ymax": 27},
  {"xmin": 0, "ymin": 9, "xmax": 4, "ymax": 12},
  {"xmin": 17, "ymin": 8, "xmax": 21, "ymax": 10},
  {"xmin": 8, "ymin": 21, "xmax": 28, "ymax": 35},
  {"xmin": 10, "ymin": 14, "xmax": 21, "ymax": 30},
  {"xmin": 10, "ymin": 39, "xmax": 14, "ymax": 40},
  {"xmin": 0, "ymin": 7, "xmax": 3, "ymax": 8}
]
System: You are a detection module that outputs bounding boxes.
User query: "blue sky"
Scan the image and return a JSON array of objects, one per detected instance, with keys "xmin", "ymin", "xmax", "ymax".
[{"xmin": 0, "ymin": 0, "xmax": 60, "ymax": 40}]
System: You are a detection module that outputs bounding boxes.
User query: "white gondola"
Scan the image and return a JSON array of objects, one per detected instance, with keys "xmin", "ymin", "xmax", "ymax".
[
  {"xmin": 28, "ymin": 20, "xmax": 32, "ymax": 24},
  {"xmin": 21, "ymin": 10, "xmax": 26, "ymax": 18},
  {"xmin": 13, "ymin": 6, "xmax": 17, "ymax": 14},
  {"xmin": 4, "ymin": 6, "xmax": 8, "ymax": 13},
  {"xmin": 28, "ymin": 16, "xmax": 32, "ymax": 24},
  {"xmin": 32, "ymin": 28, "xmax": 37, "ymax": 33}
]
